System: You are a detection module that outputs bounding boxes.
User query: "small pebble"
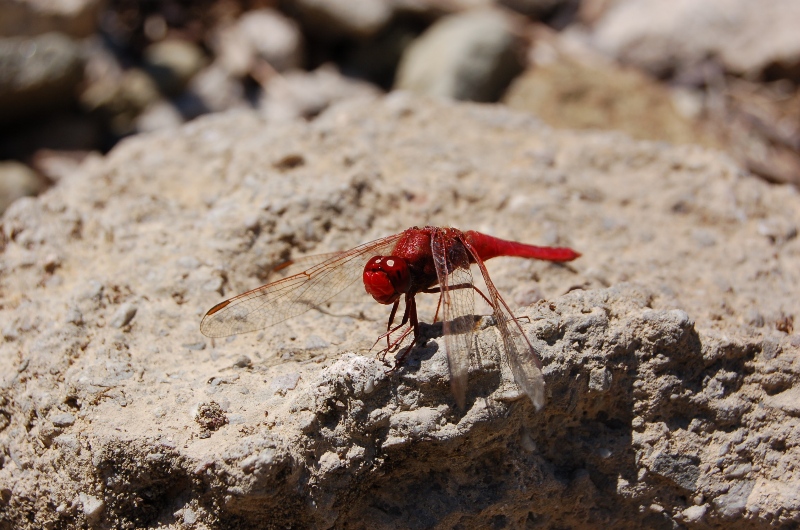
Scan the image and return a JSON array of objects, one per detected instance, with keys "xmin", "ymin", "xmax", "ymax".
[
  {"xmin": 79, "ymin": 493, "xmax": 104, "ymax": 520},
  {"xmin": 50, "ymin": 413, "xmax": 76, "ymax": 428},
  {"xmin": 682, "ymin": 505, "xmax": 706, "ymax": 522},
  {"xmin": 233, "ymin": 355, "xmax": 252, "ymax": 368},
  {"xmin": 110, "ymin": 303, "xmax": 137, "ymax": 328}
]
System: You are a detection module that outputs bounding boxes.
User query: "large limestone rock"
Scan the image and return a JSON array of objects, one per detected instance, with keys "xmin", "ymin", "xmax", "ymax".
[{"xmin": 0, "ymin": 95, "xmax": 798, "ymax": 528}]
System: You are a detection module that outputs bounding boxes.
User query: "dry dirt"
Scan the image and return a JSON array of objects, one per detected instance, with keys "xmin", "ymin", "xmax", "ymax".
[{"xmin": 0, "ymin": 94, "xmax": 798, "ymax": 529}]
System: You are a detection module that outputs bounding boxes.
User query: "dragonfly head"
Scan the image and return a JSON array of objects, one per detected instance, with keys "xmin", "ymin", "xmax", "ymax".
[{"xmin": 363, "ymin": 256, "xmax": 411, "ymax": 304}]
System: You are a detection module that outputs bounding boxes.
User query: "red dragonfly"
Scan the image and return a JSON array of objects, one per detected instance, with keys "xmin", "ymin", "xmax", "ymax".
[{"xmin": 200, "ymin": 226, "xmax": 580, "ymax": 410}]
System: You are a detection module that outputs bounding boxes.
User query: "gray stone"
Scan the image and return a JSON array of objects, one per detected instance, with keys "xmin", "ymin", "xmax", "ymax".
[
  {"xmin": 49, "ymin": 413, "xmax": 75, "ymax": 428},
  {"xmin": 395, "ymin": 9, "xmax": 524, "ymax": 102},
  {"xmin": 588, "ymin": 366, "xmax": 611, "ymax": 392},
  {"xmin": 591, "ymin": 0, "xmax": 800, "ymax": 78},
  {"xmin": 134, "ymin": 100, "xmax": 183, "ymax": 133},
  {"xmin": 0, "ymin": 0, "xmax": 103, "ymax": 38},
  {"xmin": 110, "ymin": 303, "xmax": 137, "ymax": 328},
  {"xmin": 78, "ymin": 493, "xmax": 104, "ymax": 521},
  {"xmin": 713, "ymin": 480, "xmax": 755, "ymax": 518},
  {"xmin": 0, "ymin": 161, "xmax": 46, "ymax": 214},
  {"xmin": 233, "ymin": 355, "xmax": 252, "ymax": 368},
  {"xmin": 650, "ymin": 453, "xmax": 701, "ymax": 492},
  {"xmin": 0, "ymin": 33, "xmax": 83, "ymax": 124},
  {"xmin": 237, "ymin": 9, "xmax": 303, "ymax": 72},
  {"xmin": 682, "ymin": 504, "xmax": 706, "ymax": 522},
  {"xmin": 143, "ymin": 39, "xmax": 206, "ymax": 96}
]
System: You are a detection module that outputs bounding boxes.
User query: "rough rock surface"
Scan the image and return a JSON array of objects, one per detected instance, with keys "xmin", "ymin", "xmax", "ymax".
[
  {"xmin": 590, "ymin": 0, "xmax": 800, "ymax": 78},
  {"xmin": 0, "ymin": 95, "xmax": 798, "ymax": 529}
]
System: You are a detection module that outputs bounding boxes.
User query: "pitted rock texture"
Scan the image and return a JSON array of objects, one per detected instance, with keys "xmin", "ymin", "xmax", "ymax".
[{"xmin": 0, "ymin": 95, "xmax": 798, "ymax": 528}]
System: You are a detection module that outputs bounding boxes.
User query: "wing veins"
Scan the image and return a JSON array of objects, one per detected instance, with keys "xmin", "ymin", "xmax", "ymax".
[
  {"xmin": 432, "ymin": 231, "xmax": 474, "ymax": 409},
  {"xmin": 201, "ymin": 233, "xmax": 403, "ymax": 337},
  {"xmin": 461, "ymin": 238, "xmax": 546, "ymax": 410}
]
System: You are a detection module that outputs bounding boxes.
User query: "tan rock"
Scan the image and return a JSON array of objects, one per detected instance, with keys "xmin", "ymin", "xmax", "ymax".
[{"xmin": 0, "ymin": 95, "xmax": 797, "ymax": 528}]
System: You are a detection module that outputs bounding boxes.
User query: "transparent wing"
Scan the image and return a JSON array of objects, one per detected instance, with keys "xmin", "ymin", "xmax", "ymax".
[
  {"xmin": 200, "ymin": 233, "xmax": 403, "ymax": 337},
  {"xmin": 462, "ymin": 239, "xmax": 546, "ymax": 410},
  {"xmin": 270, "ymin": 252, "xmax": 346, "ymax": 277},
  {"xmin": 432, "ymin": 230, "xmax": 476, "ymax": 410},
  {"xmin": 269, "ymin": 251, "xmax": 384, "ymax": 307}
]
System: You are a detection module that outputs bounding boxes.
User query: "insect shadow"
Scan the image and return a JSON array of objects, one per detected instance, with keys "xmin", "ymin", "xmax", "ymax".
[
  {"xmin": 394, "ymin": 320, "xmax": 444, "ymax": 372},
  {"xmin": 386, "ymin": 317, "xmax": 507, "ymax": 416}
]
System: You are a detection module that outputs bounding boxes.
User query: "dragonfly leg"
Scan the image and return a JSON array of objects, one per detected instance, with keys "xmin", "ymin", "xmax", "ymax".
[
  {"xmin": 432, "ymin": 290, "xmax": 443, "ymax": 323},
  {"xmin": 421, "ymin": 283, "xmax": 493, "ymax": 321},
  {"xmin": 373, "ymin": 300, "xmax": 413, "ymax": 363},
  {"xmin": 389, "ymin": 295, "xmax": 421, "ymax": 370},
  {"xmin": 372, "ymin": 323, "xmax": 413, "ymax": 361},
  {"xmin": 408, "ymin": 294, "xmax": 420, "ymax": 344},
  {"xmin": 384, "ymin": 299, "xmax": 401, "ymax": 349},
  {"xmin": 382, "ymin": 326, "xmax": 415, "ymax": 371}
]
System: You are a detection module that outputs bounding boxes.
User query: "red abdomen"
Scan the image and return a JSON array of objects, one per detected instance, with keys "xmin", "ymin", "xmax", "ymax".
[{"xmin": 464, "ymin": 231, "xmax": 580, "ymax": 262}]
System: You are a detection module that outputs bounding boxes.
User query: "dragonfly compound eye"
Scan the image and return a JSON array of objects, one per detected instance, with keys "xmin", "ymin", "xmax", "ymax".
[{"xmin": 363, "ymin": 256, "xmax": 411, "ymax": 304}]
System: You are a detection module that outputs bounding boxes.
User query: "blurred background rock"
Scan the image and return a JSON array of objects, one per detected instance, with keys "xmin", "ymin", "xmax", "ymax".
[{"xmin": 1, "ymin": 0, "xmax": 799, "ymax": 213}]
